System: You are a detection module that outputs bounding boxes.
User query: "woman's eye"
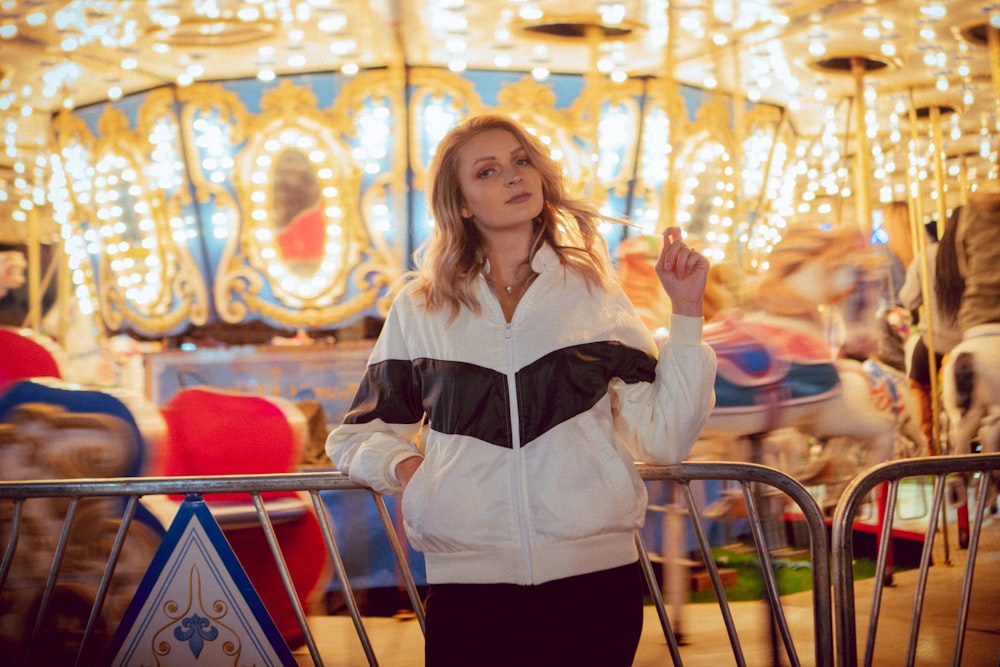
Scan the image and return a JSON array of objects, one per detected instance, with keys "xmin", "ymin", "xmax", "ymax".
[
  {"xmin": 477, "ymin": 168, "xmax": 495, "ymax": 178},
  {"xmin": 516, "ymin": 157, "xmax": 530, "ymax": 166}
]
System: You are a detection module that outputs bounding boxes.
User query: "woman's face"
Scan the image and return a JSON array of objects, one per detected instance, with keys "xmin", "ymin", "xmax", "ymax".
[{"xmin": 455, "ymin": 128, "xmax": 544, "ymax": 236}]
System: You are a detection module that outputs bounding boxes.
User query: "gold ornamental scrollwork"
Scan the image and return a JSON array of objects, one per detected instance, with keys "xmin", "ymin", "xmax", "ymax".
[
  {"xmin": 52, "ymin": 92, "xmax": 209, "ymax": 337},
  {"xmin": 570, "ymin": 77, "xmax": 644, "ymax": 200},
  {"xmin": 407, "ymin": 69, "xmax": 484, "ymax": 192},
  {"xmin": 494, "ymin": 78, "xmax": 592, "ymax": 198},
  {"xmin": 216, "ymin": 77, "xmax": 400, "ymax": 326}
]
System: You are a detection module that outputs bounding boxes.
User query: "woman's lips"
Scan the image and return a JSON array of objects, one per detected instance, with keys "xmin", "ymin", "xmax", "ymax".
[{"xmin": 506, "ymin": 192, "xmax": 531, "ymax": 204}]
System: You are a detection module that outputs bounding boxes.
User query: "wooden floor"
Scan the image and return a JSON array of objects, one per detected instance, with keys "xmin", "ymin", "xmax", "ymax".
[{"xmin": 293, "ymin": 492, "xmax": 1000, "ymax": 666}]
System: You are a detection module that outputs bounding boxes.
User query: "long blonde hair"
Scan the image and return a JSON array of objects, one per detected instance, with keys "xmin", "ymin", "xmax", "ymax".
[{"xmin": 412, "ymin": 114, "xmax": 614, "ymax": 318}]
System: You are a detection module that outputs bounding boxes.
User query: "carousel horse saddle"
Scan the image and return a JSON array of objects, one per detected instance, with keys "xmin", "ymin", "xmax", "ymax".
[{"xmin": 705, "ymin": 315, "xmax": 841, "ymax": 413}]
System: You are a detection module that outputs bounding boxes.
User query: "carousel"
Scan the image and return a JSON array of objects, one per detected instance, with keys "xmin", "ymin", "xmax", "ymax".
[{"xmin": 1, "ymin": 1, "xmax": 999, "ymax": 664}]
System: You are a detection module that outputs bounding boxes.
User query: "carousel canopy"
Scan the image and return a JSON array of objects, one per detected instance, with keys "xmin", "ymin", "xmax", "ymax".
[
  {"xmin": 0, "ymin": 1, "xmax": 996, "ymax": 340},
  {"xmin": 1, "ymin": 1, "xmax": 996, "ymax": 241},
  {"xmin": 0, "ymin": 2, "xmax": 994, "ymax": 127}
]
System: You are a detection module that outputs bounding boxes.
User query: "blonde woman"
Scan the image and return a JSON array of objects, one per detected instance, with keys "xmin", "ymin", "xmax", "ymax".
[{"xmin": 327, "ymin": 114, "xmax": 716, "ymax": 666}]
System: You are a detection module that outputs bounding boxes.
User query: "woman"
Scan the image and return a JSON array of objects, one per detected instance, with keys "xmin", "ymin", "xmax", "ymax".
[
  {"xmin": 899, "ymin": 208, "xmax": 964, "ymax": 455},
  {"xmin": 326, "ymin": 114, "xmax": 717, "ymax": 666}
]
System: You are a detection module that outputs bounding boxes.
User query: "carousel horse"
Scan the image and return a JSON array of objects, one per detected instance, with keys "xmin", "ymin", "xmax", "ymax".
[
  {"xmin": 616, "ymin": 227, "xmax": 922, "ymax": 640},
  {"xmin": 0, "ymin": 376, "xmax": 167, "ymax": 662},
  {"xmin": 940, "ymin": 325, "xmax": 1000, "ymax": 546},
  {"xmin": 1, "ymin": 328, "xmax": 327, "ymax": 649},
  {"xmin": 620, "ymin": 225, "xmax": 923, "ymax": 488}
]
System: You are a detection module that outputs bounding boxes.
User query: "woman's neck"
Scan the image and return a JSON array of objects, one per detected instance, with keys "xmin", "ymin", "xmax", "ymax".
[{"xmin": 484, "ymin": 230, "xmax": 535, "ymax": 285}]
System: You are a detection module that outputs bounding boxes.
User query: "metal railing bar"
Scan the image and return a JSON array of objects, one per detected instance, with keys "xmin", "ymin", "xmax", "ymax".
[
  {"xmin": 832, "ymin": 453, "xmax": 1000, "ymax": 667},
  {"xmin": 634, "ymin": 530, "xmax": 684, "ymax": 665},
  {"xmin": 684, "ymin": 479, "xmax": 747, "ymax": 666},
  {"xmin": 26, "ymin": 494, "xmax": 80, "ymax": 662},
  {"xmin": 952, "ymin": 473, "xmax": 991, "ymax": 667},
  {"xmin": 250, "ymin": 491, "xmax": 321, "ymax": 666},
  {"xmin": 369, "ymin": 491, "xmax": 426, "ymax": 634},
  {"xmin": 900, "ymin": 475, "xmax": 942, "ymax": 667},
  {"xmin": 74, "ymin": 495, "xmax": 140, "ymax": 667},
  {"xmin": 309, "ymin": 488, "xmax": 378, "ymax": 666},
  {"xmin": 0, "ymin": 497, "xmax": 23, "ymax": 591},
  {"xmin": 643, "ymin": 461, "xmax": 834, "ymax": 667},
  {"xmin": 861, "ymin": 480, "xmax": 898, "ymax": 667},
  {"xmin": 739, "ymin": 479, "xmax": 798, "ymax": 667},
  {"xmin": 0, "ymin": 462, "xmax": 840, "ymax": 666},
  {"xmin": 0, "ymin": 471, "xmax": 358, "ymax": 499}
]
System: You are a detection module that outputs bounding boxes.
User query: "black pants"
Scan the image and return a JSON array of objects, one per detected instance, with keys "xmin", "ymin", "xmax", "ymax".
[{"xmin": 423, "ymin": 561, "xmax": 644, "ymax": 667}]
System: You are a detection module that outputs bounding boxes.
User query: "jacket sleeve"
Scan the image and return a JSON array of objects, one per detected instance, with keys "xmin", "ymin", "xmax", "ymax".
[
  {"xmin": 898, "ymin": 254, "xmax": 923, "ymax": 311},
  {"xmin": 610, "ymin": 313, "xmax": 717, "ymax": 465},
  {"xmin": 325, "ymin": 300, "xmax": 425, "ymax": 495}
]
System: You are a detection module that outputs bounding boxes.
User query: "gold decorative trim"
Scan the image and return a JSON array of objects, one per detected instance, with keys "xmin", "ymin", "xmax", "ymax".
[{"xmin": 52, "ymin": 95, "xmax": 210, "ymax": 336}]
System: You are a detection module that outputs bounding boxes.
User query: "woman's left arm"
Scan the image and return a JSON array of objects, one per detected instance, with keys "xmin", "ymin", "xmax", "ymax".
[{"xmin": 611, "ymin": 313, "xmax": 717, "ymax": 465}]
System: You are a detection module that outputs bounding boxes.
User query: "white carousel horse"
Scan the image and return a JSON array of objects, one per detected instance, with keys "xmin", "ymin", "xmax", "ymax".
[
  {"xmin": 700, "ymin": 226, "xmax": 921, "ymax": 475},
  {"xmin": 940, "ymin": 325, "xmax": 1000, "ymax": 546},
  {"xmin": 622, "ymin": 226, "xmax": 925, "ymax": 494},
  {"xmin": 623, "ymin": 227, "xmax": 926, "ymax": 618},
  {"xmin": 941, "ymin": 325, "xmax": 1000, "ymax": 460},
  {"xmin": 694, "ymin": 226, "xmax": 925, "ymax": 589}
]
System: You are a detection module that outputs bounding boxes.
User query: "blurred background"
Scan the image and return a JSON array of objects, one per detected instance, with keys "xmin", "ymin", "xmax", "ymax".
[{"xmin": 0, "ymin": 0, "xmax": 996, "ymax": 345}]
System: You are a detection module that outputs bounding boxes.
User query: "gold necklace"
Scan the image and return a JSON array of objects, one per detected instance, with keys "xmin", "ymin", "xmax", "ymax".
[{"xmin": 486, "ymin": 269, "xmax": 536, "ymax": 297}]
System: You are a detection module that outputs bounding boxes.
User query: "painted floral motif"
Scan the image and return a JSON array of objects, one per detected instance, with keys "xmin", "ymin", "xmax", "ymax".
[{"xmin": 174, "ymin": 614, "xmax": 219, "ymax": 658}]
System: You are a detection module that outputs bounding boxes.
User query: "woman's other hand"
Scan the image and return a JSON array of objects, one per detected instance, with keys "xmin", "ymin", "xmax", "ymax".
[{"xmin": 655, "ymin": 226, "xmax": 709, "ymax": 317}]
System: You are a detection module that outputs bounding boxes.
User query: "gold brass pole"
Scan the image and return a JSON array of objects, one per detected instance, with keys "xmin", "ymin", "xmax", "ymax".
[
  {"xmin": 851, "ymin": 57, "xmax": 873, "ymax": 231},
  {"xmin": 26, "ymin": 207, "xmax": 41, "ymax": 332},
  {"xmin": 911, "ymin": 99, "xmax": 950, "ymax": 562},
  {"xmin": 905, "ymin": 98, "xmax": 925, "ymax": 266},
  {"xmin": 658, "ymin": 2, "xmax": 678, "ymax": 231},
  {"xmin": 990, "ymin": 26, "xmax": 1000, "ymax": 115},
  {"xmin": 58, "ymin": 242, "xmax": 72, "ymax": 344},
  {"xmin": 930, "ymin": 105, "xmax": 948, "ymax": 240},
  {"xmin": 730, "ymin": 41, "xmax": 746, "ymax": 262},
  {"xmin": 958, "ymin": 157, "xmax": 969, "ymax": 207}
]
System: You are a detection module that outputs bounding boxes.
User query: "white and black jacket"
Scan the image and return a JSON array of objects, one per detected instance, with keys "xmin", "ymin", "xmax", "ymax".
[{"xmin": 326, "ymin": 243, "xmax": 717, "ymax": 586}]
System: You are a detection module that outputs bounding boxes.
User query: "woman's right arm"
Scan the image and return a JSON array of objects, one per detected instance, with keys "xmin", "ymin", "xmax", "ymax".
[{"xmin": 325, "ymin": 300, "xmax": 426, "ymax": 495}]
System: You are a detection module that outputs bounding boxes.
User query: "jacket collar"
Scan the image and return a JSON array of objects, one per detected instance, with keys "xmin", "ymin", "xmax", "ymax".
[{"xmin": 482, "ymin": 241, "xmax": 559, "ymax": 280}]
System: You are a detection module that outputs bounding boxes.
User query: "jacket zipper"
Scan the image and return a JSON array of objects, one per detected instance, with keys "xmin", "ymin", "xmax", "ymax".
[
  {"xmin": 485, "ymin": 273, "xmax": 535, "ymax": 583},
  {"xmin": 503, "ymin": 313, "xmax": 534, "ymax": 583}
]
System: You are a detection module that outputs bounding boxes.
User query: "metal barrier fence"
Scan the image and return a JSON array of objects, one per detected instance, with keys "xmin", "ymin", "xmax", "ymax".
[
  {"xmin": 6, "ymin": 455, "xmax": 1000, "ymax": 666},
  {"xmin": 0, "ymin": 473, "xmax": 416, "ymax": 666},
  {"xmin": 0, "ymin": 462, "xmax": 834, "ymax": 667},
  {"xmin": 637, "ymin": 462, "xmax": 834, "ymax": 667},
  {"xmin": 831, "ymin": 452, "xmax": 1000, "ymax": 667}
]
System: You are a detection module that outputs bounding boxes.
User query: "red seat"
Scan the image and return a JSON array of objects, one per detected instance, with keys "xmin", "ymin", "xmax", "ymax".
[
  {"xmin": 160, "ymin": 387, "xmax": 328, "ymax": 649},
  {"xmin": 0, "ymin": 328, "xmax": 61, "ymax": 389}
]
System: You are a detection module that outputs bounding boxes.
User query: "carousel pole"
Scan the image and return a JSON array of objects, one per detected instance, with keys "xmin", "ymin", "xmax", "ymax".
[
  {"xmin": 957, "ymin": 155, "xmax": 970, "ymax": 208},
  {"xmin": 909, "ymin": 97, "xmax": 951, "ymax": 563},
  {"xmin": 653, "ymin": 2, "xmax": 690, "ymax": 643},
  {"xmin": 928, "ymin": 103, "xmax": 948, "ymax": 451},
  {"xmin": 989, "ymin": 25, "xmax": 1000, "ymax": 189},
  {"xmin": 929, "ymin": 106, "xmax": 948, "ymax": 240},
  {"xmin": 657, "ymin": 2, "xmax": 678, "ymax": 233},
  {"xmin": 990, "ymin": 26, "xmax": 1000, "ymax": 119},
  {"xmin": 25, "ymin": 207, "xmax": 41, "ymax": 332},
  {"xmin": 849, "ymin": 55, "xmax": 899, "ymax": 583},
  {"xmin": 851, "ymin": 57, "xmax": 874, "ymax": 232},
  {"xmin": 905, "ymin": 103, "xmax": 926, "ymax": 268},
  {"xmin": 58, "ymin": 247, "xmax": 72, "ymax": 346},
  {"xmin": 585, "ymin": 25, "xmax": 603, "ymax": 200},
  {"xmin": 730, "ymin": 41, "xmax": 747, "ymax": 265}
]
